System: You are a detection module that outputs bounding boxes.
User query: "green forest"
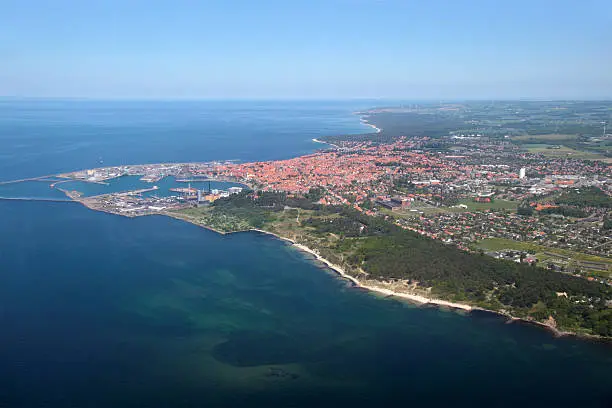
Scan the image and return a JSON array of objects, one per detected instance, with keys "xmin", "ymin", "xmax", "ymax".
[
  {"xmin": 322, "ymin": 101, "xmax": 610, "ymax": 144},
  {"xmin": 323, "ymin": 111, "xmax": 464, "ymax": 143},
  {"xmin": 302, "ymin": 207, "xmax": 611, "ymax": 336},
  {"xmin": 554, "ymin": 187, "xmax": 612, "ymax": 208}
]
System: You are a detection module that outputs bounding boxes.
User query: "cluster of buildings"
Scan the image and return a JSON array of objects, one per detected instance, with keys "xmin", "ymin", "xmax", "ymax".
[
  {"xmin": 64, "ymin": 161, "xmax": 235, "ymax": 184},
  {"xmin": 397, "ymin": 210, "xmax": 608, "ymax": 257},
  {"xmin": 62, "ymin": 134, "xmax": 610, "ymax": 281},
  {"xmin": 79, "ymin": 185, "xmax": 244, "ymax": 217},
  {"xmin": 207, "ymin": 137, "xmax": 610, "ymax": 279},
  {"xmin": 206, "ymin": 137, "xmax": 609, "ymax": 211},
  {"xmin": 81, "ymin": 190, "xmax": 185, "ymax": 217}
]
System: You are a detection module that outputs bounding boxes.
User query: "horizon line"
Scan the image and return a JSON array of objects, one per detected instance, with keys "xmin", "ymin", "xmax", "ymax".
[{"xmin": 1, "ymin": 96, "xmax": 612, "ymax": 103}]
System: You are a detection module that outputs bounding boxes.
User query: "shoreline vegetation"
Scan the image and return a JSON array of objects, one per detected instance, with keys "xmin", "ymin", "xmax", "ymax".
[
  {"xmin": 168, "ymin": 221, "xmax": 593, "ymax": 340},
  {"xmin": 158, "ymin": 209, "xmax": 478, "ymax": 311},
  {"xmin": 157, "ymin": 212, "xmax": 472, "ymax": 312},
  {"xmin": 160, "ymin": 207, "xmax": 603, "ymax": 341}
]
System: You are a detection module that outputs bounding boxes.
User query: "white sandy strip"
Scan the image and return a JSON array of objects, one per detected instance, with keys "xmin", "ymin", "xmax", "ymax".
[
  {"xmin": 292, "ymin": 243, "xmax": 472, "ymax": 311},
  {"xmin": 311, "ymin": 138, "xmax": 340, "ymax": 149},
  {"xmin": 360, "ymin": 119, "xmax": 381, "ymax": 134},
  {"xmin": 249, "ymin": 230, "xmax": 471, "ymax": 311}
]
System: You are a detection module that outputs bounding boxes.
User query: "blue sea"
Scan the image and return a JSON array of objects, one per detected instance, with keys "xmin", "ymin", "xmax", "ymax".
[{"xmin": 0, "ymin": 100, "xmax": 610, "ymax": 408}]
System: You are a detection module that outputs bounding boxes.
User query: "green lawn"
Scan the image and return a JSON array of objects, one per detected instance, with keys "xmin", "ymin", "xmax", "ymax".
[
  {"xmin": 476, "ymin": 237, "xmax": 611, "ymax": 277},
  {"xmin": 511, "ymin": 134, "xmax": 577, "ymax": 142},
  {"xmin": 383, "ymin": 199, "xmax": 517, "ymax": 219},
  {"xmin": 456, "ymin": 198, "xmax": 517, "ymax": 211},
  {"xmin": 524, "ymin": 144, "xmax": 611, "ymax": 162}
]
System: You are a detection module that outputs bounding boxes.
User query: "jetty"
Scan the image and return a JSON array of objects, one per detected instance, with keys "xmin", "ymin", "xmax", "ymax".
[
  {"xmin": 0, "ymin": 196, "xmax": 76, "ymax": 203},
  {"xmin": 116, "ymin": 186, "xmax": 159, "ymax": 196},
  {"xmin": 0, "ymin": 175, "xmax": 65, "ymax": 185}
]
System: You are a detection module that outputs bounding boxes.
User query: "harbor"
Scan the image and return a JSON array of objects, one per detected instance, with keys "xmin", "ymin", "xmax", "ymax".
[{"xmin": 0, "ymin": 163, "xmax": 249, "ymax": 220}]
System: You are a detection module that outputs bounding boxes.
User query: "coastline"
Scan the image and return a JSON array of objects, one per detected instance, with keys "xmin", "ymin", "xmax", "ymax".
[
  {"xmin": 360, "ymin": 117, "xmax": 381, "ymax": 134},
  {"xmin": 238, "ymin": 228, "xmax": 471, "ymax": 311},
  {"xmin": 251, "ymin": 228, "xmax": 609, "ymax": 341},
  {"xmin": 290, "ymin": 242, "xmax": 472, "ymax": 311},
  {"xmin": 181, "ymin": 226, "xmax": 610, "ymax": 341},
  {"xmin": 312, "ymin": 138, "xmax": 340, "ymax": 149},
  {"xmin": 312, "ymin": 112, "xmax": 380, "ymax": 148}
]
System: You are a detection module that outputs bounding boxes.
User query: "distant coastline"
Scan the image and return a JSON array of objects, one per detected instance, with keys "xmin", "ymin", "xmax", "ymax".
[
  {"xmin": 312, "ymin": 112, "xmax": 380, "ymax": 147},
  {"xmin": 360, "ymin": 117, "xmax": 381, "ymax": 134}
]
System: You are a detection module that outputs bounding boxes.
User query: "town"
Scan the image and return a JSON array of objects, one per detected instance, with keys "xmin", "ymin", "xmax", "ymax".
[{"xmin": 56, "ymin": 129, "xmax": 611, "ymax": 284}]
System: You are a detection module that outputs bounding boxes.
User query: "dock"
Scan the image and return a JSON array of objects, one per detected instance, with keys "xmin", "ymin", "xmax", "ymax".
[{"xmin": 116, "ymin": 186, "xmax": 159, "ymax": 196}]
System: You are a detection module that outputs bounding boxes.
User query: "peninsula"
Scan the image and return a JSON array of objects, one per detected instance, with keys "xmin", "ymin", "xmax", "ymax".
[{"xmin": 3, "ymin": 102, "xmax": 612, "ymax": 338}]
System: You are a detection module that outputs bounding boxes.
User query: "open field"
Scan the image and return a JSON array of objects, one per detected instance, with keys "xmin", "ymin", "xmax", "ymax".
[
  {"xmin": 512, "ymin": 134, "xmax": 577, "ymax": 142},
  {"xmin": 455, "ymin": 198, "xmax": 517, "ymax": 211},
  {"xmin": 383, "ymin": 199, "xmax": 518, "ymax": 219},
  {"xmin": 476, "ymin": 237, "xmax": 611, "ymax": 278},
  {"xmin": 381, "ymin": 206, "xmax": 446, "ymax": 218},
  {"xmin": 524, "ymin": 144, "xmax": 611, "ymax": 162}
]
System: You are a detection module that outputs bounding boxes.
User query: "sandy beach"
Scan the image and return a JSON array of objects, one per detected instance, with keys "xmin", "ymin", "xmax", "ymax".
[
  {"xmin": 288, "ymin": 239, "xmax": 589, "ymax": 338},
  {"xmin": 360, "ymin": 118, "xmax": 381, "ymax": 134},
  {"xmin": 291, "ymin": 243, "xmax": 472, "ymax": 311}
]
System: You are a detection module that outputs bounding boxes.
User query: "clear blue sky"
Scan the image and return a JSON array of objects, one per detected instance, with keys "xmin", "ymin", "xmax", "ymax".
[{"xmin": 2, "ymin": 0, "xmax": 611, "ymax": 99}]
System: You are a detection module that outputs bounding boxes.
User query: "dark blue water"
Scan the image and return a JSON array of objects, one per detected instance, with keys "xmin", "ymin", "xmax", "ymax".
[
  {"xmin": 0, "ymin": 99, "xmax": 371, "ymax": 182},
  {"xmin": 0, "ymin": 101, "xmax": 610, "ymax": 408}
]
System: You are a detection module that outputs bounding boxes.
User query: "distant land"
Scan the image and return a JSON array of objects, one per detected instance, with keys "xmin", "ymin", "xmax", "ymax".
[{"xmin": 324, "ymin": 101, "xmax": 612, "ymax": 161}]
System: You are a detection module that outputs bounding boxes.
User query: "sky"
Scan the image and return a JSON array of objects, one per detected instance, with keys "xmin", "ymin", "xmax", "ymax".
[{"xmin": 1, "ymin": 0, "xmax": 611, "ymax": 99}]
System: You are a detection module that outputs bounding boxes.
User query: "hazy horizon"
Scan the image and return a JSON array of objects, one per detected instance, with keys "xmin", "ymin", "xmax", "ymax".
[{"xmin": 2, "ymin": 96, "xmax": 612, "ymax": 102}]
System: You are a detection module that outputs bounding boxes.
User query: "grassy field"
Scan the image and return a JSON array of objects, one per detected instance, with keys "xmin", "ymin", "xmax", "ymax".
[
  {"xmin": 383, "ymin": 198, "xmax": 518, "ymax": 219},
  {"xmin": 172, "ymin": 205, "xmax": 318, "ymax": 235},
  {"xmin": 476, "ymin": 237, "xmax": 611, "ymax": 278},
  {"xmin": 511, "ymin": 134, "xmax": 577, "ymax": 142},
  {"xmin": 509, "ymin": 133, "xmax": 611, "ymax": 162},
  {"xmin": 455, "ymin": 198, "xmax": 517, "ymax": 211},
  {"xmin": 381, "ymin": 206, "xmax": 448, "ymax": 218},
  {"xmin": 524, "ymin": 144, "xmax": 610, "ymax": 162}
]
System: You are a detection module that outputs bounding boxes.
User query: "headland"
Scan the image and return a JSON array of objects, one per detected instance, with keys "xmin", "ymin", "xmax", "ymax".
[{"xmin": 2, "ymin": 105, "xmax": 611, "ymax": 340}]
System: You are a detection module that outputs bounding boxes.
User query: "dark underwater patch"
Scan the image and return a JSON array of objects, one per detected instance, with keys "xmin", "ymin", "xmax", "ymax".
[{"xmin": 211, "ymin": 331, "xmax": 308, "ymax": 366}]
